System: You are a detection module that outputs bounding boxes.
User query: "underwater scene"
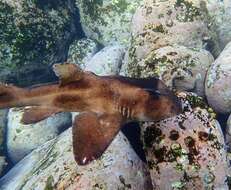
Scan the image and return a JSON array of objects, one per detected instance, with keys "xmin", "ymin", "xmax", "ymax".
[{"xmin": 0, "ymin": 0, "xmax": 231, "ymax": 189}]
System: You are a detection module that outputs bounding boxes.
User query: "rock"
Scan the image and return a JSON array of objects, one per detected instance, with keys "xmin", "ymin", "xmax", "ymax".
[
  {"xmin": 6, "ymin": 107, "xmax": 72, "ymax": 164},
  {"xmin": 207, "ymin": 0, "xmax": 231, "ymax": 51},
  {"xmin": 85, "ymin": 45, "xmax": 125, "ymax": 75},
  {"xmin": 122, "ymin": 45, "xmax": 214, "ymax": 97},
  {"xmin": 75, "ymin": 0, "xmax": 142, "ymax": 46},
  {"xmin": 0, "ymin": 0, "xmax": 82, "ymax": 86},
  {"xmin": 0, "ymin": 157, "xmax": 6, "ymax": 177},
  {"xmin": 128, "ymin": 0, "xmax": 218, "ymax": 61},
  {"xmin": 67, "ymin": 38, "xmax": 100, "ymax": 67},
  {"xmin": 141, "ymin": 92, "xmax": 229, "ymax": 189},
  {"xmin": 0, "ymin": 129, "xmax": 152, "ymax": 190},
  {"xmin": 205, "ymin": 42, "xmax": 231, "ymax": 113},
  {"xmin": 0, "ymin": 109, "xmax": 8, "ymax": 176},
  {"xmin": 226, "ymin": 114, "xmax": 231, "ymax": 148}
]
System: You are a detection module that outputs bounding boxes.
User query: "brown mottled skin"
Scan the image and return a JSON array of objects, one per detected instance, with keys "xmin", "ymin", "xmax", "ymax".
[{"xmin": 0, "ymin": 63, "xmax": 181, "ymax": 165}]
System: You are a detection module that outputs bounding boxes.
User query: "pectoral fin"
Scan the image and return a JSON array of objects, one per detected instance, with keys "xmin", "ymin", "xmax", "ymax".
[
  {"xmin": 21, "ymin": 107, "xmax": 61, "ymax": 124},
  {"xmin": 52, "ymin": 62, "xmax": 84, "ymax": 86},
  {"xmin": 72, "ymin": 112, "xmax": 123, "ymax": 165}
]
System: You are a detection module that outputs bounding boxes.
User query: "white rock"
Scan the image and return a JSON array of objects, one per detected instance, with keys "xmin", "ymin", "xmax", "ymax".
[
  {"xmin": 141, "ymin": 93, "xmax": 229, "ymax": 189},
  {"xmin": 85, "ymin": 45, "xmax": 125, "ymax": 76},
  {"xmin": 0, "ymin": 129, "xmax": 152, "ymax": 190},
  {"xmin": 7, "ymin": 107, "xmax": 72, "ymax": 164},
  {"xmin": 75, "ymin": 0, "xmax": 142, "ymax": 46},
  {"xmin": 123, "ymin": 45, "xmax": 214, "ymax": 97},
  {"xmin": 67, "ymin": 38, "xmax": 99, "ymax": 67},
  {"xmin": 205, "ymin": 42, "xmax": 231, "ymax": 113},
  {"xmin": 226, "ymin": 114, "xmax": 231, "ymax": 147}
]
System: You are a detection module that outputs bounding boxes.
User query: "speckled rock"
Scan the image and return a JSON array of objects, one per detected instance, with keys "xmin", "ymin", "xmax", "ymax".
[
  {"xmin": 141, "ymin": 92, "xmax": 229, "ymax": 189},
  {"xmin": 85, "ymin": 45, "xmax": 125, "ymax": 75},
  {"xmin": 226, "ymin": 114, "xmax": 231, "ymax": 148},
  {"xmin": 122, "ymin": 45, "xmax": 214, "ymax": 97},
  {"xmin": 67, "ymin": 38, "xmax": 99, "ymax": 67},
  {"xmin": 206, "ymin": 0, "xmax": 231, "ymax": 51},
  {"xmin": 0, "ymin": 129, "xmax": 152, "ymax": 190},
  {"xmin": 75, "ymin": 0, "xmax": 142, "ymax": 46},
  {"xmin": 0, "ymin": 0, "xmax": 82, "ymax": 86},
  {"xmin": 128, "ymin": 0, "xmax": 219, "ymax": 61},
  {"xmin": 7, "ymin": 107, "xmax": 72, "ymax": 164},
  {"xmin": 0, "ymin": 109, "xmax": 8, "ymax": 176},
  {"xmin": 205, "ymin": 42, "xmax": 231, "ymax": 113}
]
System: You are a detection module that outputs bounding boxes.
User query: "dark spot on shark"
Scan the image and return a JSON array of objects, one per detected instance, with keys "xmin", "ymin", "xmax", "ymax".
[
  {"xmin": 0, "ymin": 92, "xmax": 14, "ymax": 102},
  {"xmin": 53, "ymin": 94, "xmax": 87, "ymax": 109},
  {"xmin": 62, "ymin": 80, "xmax": 91, "ymax": 90}
]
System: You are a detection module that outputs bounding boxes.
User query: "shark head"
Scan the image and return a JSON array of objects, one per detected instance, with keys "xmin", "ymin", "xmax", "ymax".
[{"xmin": 145, "ymin": 79, "xmax": 182, "ymax": 121}]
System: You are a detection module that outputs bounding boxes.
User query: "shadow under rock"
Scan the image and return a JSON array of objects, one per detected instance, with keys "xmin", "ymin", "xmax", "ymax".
[{"xmin": 122, "ymin": 122, "xmax": 147, "ymax": 163}]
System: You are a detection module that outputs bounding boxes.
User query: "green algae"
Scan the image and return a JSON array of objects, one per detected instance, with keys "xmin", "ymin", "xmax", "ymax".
[
  {"xmin": 44, "ymin": 175, "xmax": 54, "ymax": 190},
  {"xmin": 174, "ymin": 0, "xmax": 201, "ymax": 22},
  {"xmin": 0, "ymin": 0, "xmax": 74, "ymax": 71}
]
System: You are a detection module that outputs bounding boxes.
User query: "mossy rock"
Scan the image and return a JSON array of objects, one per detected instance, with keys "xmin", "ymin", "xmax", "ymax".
[
  {"xmin": 141, "ymin": 92, "xmax": 228, "ymax": 189},
  {"xmin": 0, "ymin": 0, "xmax": 82, "ymax": 86},
  {"xmin": 67, "ymin": 38, "xmax": 100, "ymax": 67},
  {"xmin": 75, "ymin": 0, "xmax": 142, "ymax": 46}
]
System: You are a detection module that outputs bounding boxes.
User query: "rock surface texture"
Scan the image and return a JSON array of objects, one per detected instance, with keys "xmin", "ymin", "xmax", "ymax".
[
  {"xmin": 141, "ymin": 92, "xmax": 229, "ymax": 189},
  {"xmin": 85, "ymin": 45, "xmax": 125, "ymax": 75},
  {"xmin": 0, "ymin": 0, "xmax": 82, "ymax": 86},
  {"xmin": 7, "ymin": 107, "xmax": 72, "ymax": 163},
  {"xmin": 206, "ymin": 42, "xmax": 231, "ymax": 114},
  {"xmin": 75, "ymin": 0, "xmax": 142, "ymax": 46},
  {"xmin": 67, "ymin": 38, "xmax": 99, "ymax": 67},
  {"xmin": 122, "ymin": 45, "xmax": 214, "ymax": 97},
  {"xmin": 0, "ymin": 129, "xmax": 152, "ymax": 190}
]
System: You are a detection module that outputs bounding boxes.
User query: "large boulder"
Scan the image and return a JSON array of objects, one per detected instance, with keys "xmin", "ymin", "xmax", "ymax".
[
  {"xmin": 75, "ymin": 0, "xmax": 142, "ymax": 46},
  {"xmin": 205, "ymin": 42, "xmax": 231, "ymax": 114},
  {"xmin": 206, "ymin": 0, "xmax": 231, "ymax": 51},
  {"xmin": 128, "ymin": 0, "xmax": 219, "ymax": 60},
  {"xmin": 141, "ymin": 92, "xmax": 229, "ymax": 189},
  {"xmin": 6, "ymin": 107, "xmax": 72, "ymax": 163},
  {"xmin": 0, "ymin": 0, "xmax": 82, "ymax": 86},
  {"xmin": 0, "ymin": 129, "xmax": 152, "ymax": 190},
  {"xmin": 122, "ymin": 45, "xmax": 214, "ymax": 97},
  {"xmin": 85, "ymin": 45, "xmax": 125, "ymax": 75}
]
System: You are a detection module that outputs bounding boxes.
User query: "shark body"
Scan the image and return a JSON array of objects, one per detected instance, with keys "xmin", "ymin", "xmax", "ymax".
[{"xmin": 0, "ymin": 63, "xmax": 181, "ymax": 165}]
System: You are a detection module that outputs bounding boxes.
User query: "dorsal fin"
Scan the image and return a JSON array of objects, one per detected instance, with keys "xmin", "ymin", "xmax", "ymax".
[{"xmin": 52, "ymin": 62, "xmax": 84, "ymax": 86}]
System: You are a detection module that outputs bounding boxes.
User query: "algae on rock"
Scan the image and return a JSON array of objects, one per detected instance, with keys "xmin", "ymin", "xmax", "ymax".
[
  {"xmin": 75, "ymin": 0, "xmax": 142, "ymax": 46},
  {"xmin": 0, "ymin": 0, "xmax": 82, "ymax": 86}
]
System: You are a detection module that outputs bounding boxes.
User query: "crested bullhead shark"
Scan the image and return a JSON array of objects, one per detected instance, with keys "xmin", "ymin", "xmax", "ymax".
[{"xmin": 0, "ymin": 63, "xmax": 182, "ymax": 165}]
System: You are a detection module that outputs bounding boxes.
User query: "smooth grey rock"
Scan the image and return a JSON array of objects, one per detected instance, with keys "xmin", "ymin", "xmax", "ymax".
[
  {"xmin": 0, "ymin": 129, "xmax": 152, "ymax": 190},
  {"xmin": 85, "ymin": 45, "xmax": 125, "ymax": 75},
  {"xmin": 7, "ymin": 107, "xmax": 72, "ymax": 163},
  {"xmin": 205, "ymin": 42, "xmax": 231, "ymax": 113}
]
